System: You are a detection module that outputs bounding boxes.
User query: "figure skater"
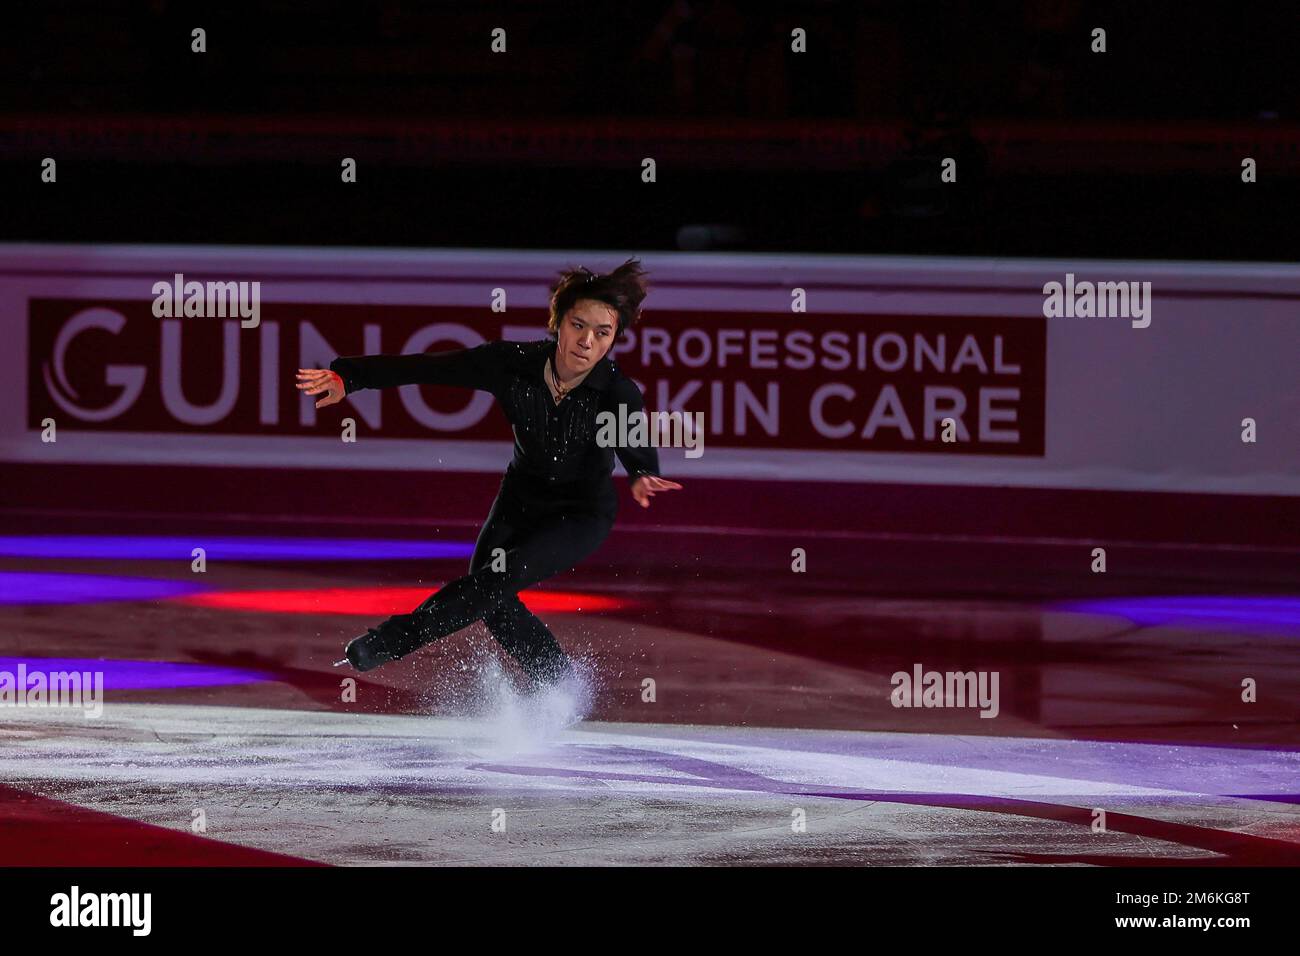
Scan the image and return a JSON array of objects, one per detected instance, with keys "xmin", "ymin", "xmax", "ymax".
[{"xmin": 295, "ymin": 257, "xmax": 682, "ymax": 692}]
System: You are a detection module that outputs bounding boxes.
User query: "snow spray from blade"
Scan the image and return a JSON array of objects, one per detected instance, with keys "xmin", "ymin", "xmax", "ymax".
[{"xmin": 465, "ymin": 655, "xmax": 598, "ymax": 755}]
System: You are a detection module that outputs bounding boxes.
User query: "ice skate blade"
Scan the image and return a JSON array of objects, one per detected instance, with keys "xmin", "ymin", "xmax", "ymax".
[{"xmin": 332, "ymin": 657, "xmax": 350, "ymax": 668}]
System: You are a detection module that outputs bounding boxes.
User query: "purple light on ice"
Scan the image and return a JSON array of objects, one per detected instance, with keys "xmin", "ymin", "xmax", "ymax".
[
  {"xmin": 0, "ymin": 571, "xmax": 207, "ymax": 606},
  {"xmin": 0, "ymin": 535, "xmax": 473, "ymax": 561},
  {"xmin": 1053, "ymin": 596, "xmax": 1300, "ymax": 635},
  {"xmin": 0, "ymin": 657, "xmax": 271, "ymax": 689}
]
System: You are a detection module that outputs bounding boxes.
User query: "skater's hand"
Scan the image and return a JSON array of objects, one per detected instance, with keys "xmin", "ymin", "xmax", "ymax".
[
  {"xmin": 296, "ymin": 368, "xmax": 346, "ymax": 408},
  {"xmin": 630, "ymin": 474, "xmax": 682, "ymax": 509}
]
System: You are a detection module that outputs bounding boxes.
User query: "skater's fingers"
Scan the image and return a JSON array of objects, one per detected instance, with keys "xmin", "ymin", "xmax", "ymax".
[{"xmin": 298, "ymin": 370, "xmax": 339, "ymax": 389}]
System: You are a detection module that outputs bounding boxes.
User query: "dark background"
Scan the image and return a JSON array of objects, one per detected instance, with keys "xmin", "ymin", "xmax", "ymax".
[{"xmin": 1, "ymin": 0, "xmax": 1296, "ymax": 259}]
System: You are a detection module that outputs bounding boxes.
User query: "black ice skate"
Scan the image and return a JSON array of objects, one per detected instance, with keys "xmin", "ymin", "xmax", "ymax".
[{"xmin": 340, "ymin": 613, "xmax": 425, "ymax": 671}]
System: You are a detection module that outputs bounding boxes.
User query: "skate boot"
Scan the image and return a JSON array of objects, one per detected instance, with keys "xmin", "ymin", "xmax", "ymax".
[{"xmin": 343, "ymin": 613, "xmax": 423, "ymax": 672}]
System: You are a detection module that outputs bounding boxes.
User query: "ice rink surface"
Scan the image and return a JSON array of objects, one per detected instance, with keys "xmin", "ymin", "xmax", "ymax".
[
  {"xmin": 5, "ymin": 695, "xmax": 1300, "ymax": 865},
  {"xmin": 3, "ymin": 529, "xmax": 1299, "ymax": 866}
]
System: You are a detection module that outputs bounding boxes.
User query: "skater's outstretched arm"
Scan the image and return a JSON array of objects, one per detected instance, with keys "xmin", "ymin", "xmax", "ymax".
[
  {"xmin": 608, "ymin": 376, "xmax": 684, "ymax": 508},
  {"xmin": 324, "ymin": 340, "xmax": 508, "ymax": 397}
]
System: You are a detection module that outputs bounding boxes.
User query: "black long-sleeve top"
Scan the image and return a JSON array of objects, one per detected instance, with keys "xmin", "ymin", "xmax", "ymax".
[{"xmin": 329, "ymin": 338, "xmax": 661, "ymax": 510}]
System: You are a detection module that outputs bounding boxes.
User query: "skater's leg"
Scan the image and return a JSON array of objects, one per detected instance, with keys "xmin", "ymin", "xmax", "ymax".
[
  {"xmin": 465, "ymin": 510, "xmax": 575, "ymax": 686},
  {"xmin": 343, "ymin": 499, "xmax": 517, "ymax": 671},
  {"xmin": 474, "ymin": 510, "xmax": 611, "ymax": 685},
  {"xmin": 410, "ymin": 509, "xmax": 612, "ymax": 647},
  {"xmin": 347, "ymin": 508, "xmax": 612, "ymax": 670},
  {"xmin": 482, "ymin": 595, "xmax": 572, "ymax": 687}
]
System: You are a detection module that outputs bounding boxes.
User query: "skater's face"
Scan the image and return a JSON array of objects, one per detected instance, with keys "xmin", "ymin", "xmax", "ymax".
[{"xmin": 556, "ymin": 298, "xmax": 617, "ymax": 377}]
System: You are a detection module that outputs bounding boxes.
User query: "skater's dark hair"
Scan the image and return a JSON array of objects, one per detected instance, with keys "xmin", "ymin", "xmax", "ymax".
[{"xmin": 548, "ymin": 257, "xmax": 649, "ymax": 343}]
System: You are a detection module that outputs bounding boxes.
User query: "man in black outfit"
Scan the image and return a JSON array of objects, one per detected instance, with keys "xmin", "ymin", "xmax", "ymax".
[{"xmin": 295, "ymin": 258, "xmax": 682, "ymax": 690}]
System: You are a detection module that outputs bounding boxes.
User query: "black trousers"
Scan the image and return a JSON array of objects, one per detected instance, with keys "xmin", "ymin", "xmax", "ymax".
[{"xmin": 396, "ymin": 469, "xmax": 616, "ymax": 686}]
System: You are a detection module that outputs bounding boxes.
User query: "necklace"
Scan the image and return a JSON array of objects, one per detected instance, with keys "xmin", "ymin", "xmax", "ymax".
[{"xmin": 547, "ymin": 352, "xmax": 573, "ymax": 404}]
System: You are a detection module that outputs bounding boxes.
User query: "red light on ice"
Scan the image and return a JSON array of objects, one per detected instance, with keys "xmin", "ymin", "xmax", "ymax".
[{"xmin": 173, "ymin": 586, "xmax": 629, "ymax": 615}]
